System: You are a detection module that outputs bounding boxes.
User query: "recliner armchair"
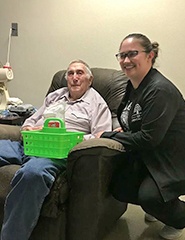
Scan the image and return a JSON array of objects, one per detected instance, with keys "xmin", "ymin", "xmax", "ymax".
[{"xmin": 0, "ymin": 68, "xmax": 128, "ymax": 240}]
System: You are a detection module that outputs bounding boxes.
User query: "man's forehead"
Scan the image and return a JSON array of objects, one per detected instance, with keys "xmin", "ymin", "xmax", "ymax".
[{"xmin": 68, "ymin": 63, "xmax": 86, "ymax": 71}]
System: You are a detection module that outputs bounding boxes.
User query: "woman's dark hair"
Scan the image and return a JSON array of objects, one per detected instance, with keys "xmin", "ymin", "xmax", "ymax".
[{"xmin": 120, "ymin": 33, "xmax": 159, "ymax": 65}]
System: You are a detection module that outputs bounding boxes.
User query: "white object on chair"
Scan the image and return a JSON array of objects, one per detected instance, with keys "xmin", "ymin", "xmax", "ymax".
[{"xmin": 0, "ymin": 67, "xmax": 13, "ymax": 110}]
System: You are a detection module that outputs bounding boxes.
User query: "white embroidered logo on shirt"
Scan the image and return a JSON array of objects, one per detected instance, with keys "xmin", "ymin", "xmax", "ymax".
[
  {"xmin": 120, "ymin": 101, "xmax": 132, "ymax": 131},
  {"xmin": 132, "ymin": 103, "xmax": 142, "ymax": 122}
]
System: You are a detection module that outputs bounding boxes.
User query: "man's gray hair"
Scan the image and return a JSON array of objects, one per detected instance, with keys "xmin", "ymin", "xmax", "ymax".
[{"xmin": 65, "ymin": 59, "xmax": 93, "ymax": 79}]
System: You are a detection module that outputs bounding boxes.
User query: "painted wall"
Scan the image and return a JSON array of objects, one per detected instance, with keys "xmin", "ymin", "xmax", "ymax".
[{"xmin": 0, "ymin": 0, "xmax": 184, "ymax": 107}]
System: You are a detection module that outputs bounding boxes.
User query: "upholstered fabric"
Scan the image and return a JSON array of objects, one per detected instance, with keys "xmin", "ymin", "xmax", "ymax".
[
  {"xmin": 67, "ymin": 138, "xmax": 126, "ymax": 240},
  {"xmin": 41, "ymin": 171, "xmax": 69, "ymax": 218},
  {"xmin": 0, "ymin": 124, "xmax": 21, "ymax": 141}
]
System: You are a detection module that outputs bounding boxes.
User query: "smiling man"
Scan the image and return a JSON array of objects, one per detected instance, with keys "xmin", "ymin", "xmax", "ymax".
[{"xmin": 0, "ymin": 59, "xmax": 112, "ymax": 240}]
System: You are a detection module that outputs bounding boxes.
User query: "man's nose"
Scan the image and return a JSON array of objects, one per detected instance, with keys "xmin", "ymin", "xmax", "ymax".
[
  {"xmin": 73, "ymin": 72, "xmax": 79, "ymax": 78},
  {"xmin": 72, "ymin": 73, "xmax": 79, "ymax": 80}
]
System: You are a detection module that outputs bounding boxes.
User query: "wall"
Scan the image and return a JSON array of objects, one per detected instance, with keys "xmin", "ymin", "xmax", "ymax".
[{"xmin": 0, "ymin": 0, "xmax": 185, "ymax": 107}]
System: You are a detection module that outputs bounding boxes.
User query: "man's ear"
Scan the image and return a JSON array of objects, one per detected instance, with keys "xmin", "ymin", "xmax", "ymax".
[{"xmin": 89, "ymin": 76, "xmax": 93, "ymax": 86}]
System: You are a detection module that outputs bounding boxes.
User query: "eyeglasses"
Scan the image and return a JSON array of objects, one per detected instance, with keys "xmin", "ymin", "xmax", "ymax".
[{"xmin": 115, "ymin": 50, "xmax": 147, "ymax": 61}]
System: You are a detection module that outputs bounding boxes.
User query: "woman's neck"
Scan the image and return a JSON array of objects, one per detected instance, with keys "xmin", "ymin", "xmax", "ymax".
[
  {"xmin": 130, "ymin": 78, "xmax": 143, "ymax": 89},
  {"xmin": 130, "ymin": 67, "xmax": 152, "ymax": 89}
]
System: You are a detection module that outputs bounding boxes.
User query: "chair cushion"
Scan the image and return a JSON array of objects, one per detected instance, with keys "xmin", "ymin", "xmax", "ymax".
[
  {"xmin": 0, "ymin": 165, "xmax": 20, "ymax": 200},
  {"xmin": 0, "ymin": 164, "xmax": 68, "ymax": 220},
  {"xmin": 41, "ymin": 170, "xmax": 69, "ymax": 218}
]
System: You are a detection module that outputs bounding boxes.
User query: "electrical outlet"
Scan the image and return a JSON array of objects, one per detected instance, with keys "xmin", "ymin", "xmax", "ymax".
[{"xmin": 11, "ymin": 23, "xmax": 18, "ymax": 36}]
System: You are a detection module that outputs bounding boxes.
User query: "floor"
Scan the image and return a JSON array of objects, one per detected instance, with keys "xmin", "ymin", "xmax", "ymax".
[{"xmin": 103, "ymin": 199, "xmax": 185, "ymax": 240}]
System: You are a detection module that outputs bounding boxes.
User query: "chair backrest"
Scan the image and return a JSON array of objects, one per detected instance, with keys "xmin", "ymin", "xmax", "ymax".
[{"xmin": 47, "ymin": 68, "xmax": 128, "ymax": 129}]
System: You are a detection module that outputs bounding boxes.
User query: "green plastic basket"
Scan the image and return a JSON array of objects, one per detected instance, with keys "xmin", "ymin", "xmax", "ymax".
[{"xmin": 21, "ymin": 118, "xmax": 84, "ymax": 159}]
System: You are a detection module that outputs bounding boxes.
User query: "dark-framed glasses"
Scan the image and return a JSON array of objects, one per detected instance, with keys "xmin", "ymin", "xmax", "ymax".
[{"xmin": 115, "ymin": 50, "xmax": 147, "ymax": 61}]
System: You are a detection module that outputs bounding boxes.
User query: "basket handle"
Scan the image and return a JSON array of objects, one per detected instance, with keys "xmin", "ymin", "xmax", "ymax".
[{"xmin": 44, "ymin": 118, "xmax": 65, "ymax": 129}]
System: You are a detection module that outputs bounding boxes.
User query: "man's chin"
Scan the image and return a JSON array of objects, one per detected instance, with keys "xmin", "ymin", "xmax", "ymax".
[
  {"xmin": 71, "ymin": 86, "xmax": 81, "ymax": 91},
  {"xmin": 70, "ymin": 90, "xmax": 84, "ymax": 100}
]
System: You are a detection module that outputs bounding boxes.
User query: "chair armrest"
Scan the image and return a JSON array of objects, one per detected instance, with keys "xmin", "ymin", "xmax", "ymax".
[
  {"xmin": 67, "ymin": 137, "xmax": 124, "ymax": 197},
  {"xmin": 69, "ymin": 138, "xmax": 124, "ymax": 153},
  {"xmin": 67, "ymin": 138, "xmax": 124, "ymax": 192},
  {"xmin": 66, "ymin": 138, "xmax": 126, "ymax": 240},
  {"xmin": 0, "ymin": 124, "xmax": 21, "ymax": 141}
]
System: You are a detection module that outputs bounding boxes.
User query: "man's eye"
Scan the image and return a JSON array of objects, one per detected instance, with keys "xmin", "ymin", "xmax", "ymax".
[
  {"xmin": 76, "ymin": 71, "xmax": 83, "ymax": 75},
  {"xmin": 68, "ymin": 72, "xmax": 74, "ymax": 76}
]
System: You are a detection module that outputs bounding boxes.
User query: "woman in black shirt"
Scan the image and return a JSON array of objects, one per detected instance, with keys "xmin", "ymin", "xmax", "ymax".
[{"xmin": 101, "ymin": 33, "xmax": 185, "ymax": 239}]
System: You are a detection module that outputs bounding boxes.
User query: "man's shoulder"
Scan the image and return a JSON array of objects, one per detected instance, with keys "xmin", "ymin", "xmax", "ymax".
[
  {"xmin": 47, "ymin": 87, "xmax": 68, "ymax": 98},
  {"xmin": 87, "ymin": 88, "xmax": 106, "ymax": 103},
  {"xmin": 52, "ymin": 87, "xmax": 68, "ymax": 94}
]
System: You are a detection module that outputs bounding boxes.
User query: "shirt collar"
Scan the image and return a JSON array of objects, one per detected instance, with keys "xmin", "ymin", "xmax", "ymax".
[{"xmin": 62, "ymin": 87, "xmax": 91, "ymax": 104}]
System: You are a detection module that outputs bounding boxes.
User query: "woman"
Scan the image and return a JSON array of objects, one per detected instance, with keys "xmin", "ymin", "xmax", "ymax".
[{"xmin": 100, "ymin": 33, "xmax": 185, "ymax": 239}]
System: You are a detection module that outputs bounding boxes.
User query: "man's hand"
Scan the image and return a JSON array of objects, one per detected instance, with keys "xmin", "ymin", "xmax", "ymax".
[
  {"xmin": 94, "ymin": 131, "xmax": 105, "ymax": 138},
  {"xmin": 21, "ymin": 126, "xmax": 43, "ymax": 131}
]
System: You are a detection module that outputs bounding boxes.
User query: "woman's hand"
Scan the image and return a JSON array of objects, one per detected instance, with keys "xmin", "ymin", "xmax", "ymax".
[
  {"xmin": 113, "ymin": 127, "xmax": 123, "ymax": 132},
  {"xmin": 94, "ymin": 127, "xmax": 123, "ymax": 138}
]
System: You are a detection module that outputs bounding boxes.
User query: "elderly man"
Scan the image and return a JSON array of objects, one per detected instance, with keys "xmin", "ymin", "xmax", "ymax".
[{"xmin": 0, "ymin": 60, "xmax": 112, "ymax": 240}]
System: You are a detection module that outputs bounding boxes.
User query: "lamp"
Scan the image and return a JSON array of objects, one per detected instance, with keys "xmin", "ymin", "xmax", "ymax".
[{"xmin": 0, "ymin": 27, "xmax": 14, "ymax": 110}]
